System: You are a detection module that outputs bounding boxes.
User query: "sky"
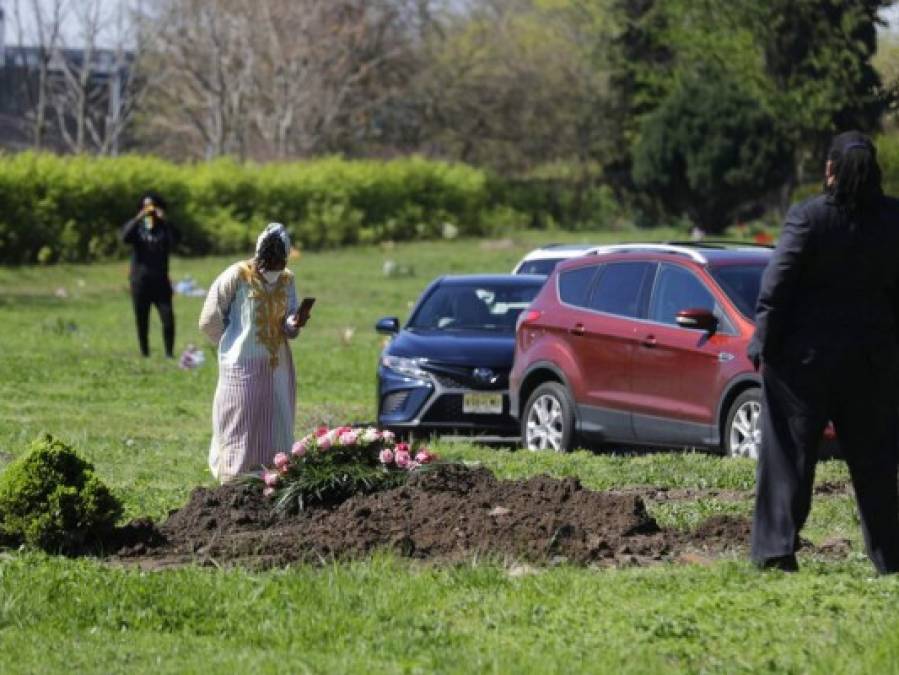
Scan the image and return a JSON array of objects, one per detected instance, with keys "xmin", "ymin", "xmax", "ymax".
[
  {"xmin": 2, "ymin": 0, "xmax": 137, "ymax": 49},
  {"xmin": 885, "ymin": 4, "xmax": 899, "ymax": 31}
]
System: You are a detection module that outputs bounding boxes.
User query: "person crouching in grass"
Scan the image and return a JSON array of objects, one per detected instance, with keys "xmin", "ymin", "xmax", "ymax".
[{"xmin": 199, "ymin": 223, "xmax": 307, "ymax": 483}]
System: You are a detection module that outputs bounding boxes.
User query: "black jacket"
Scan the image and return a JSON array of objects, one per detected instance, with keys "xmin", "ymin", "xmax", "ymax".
[
  {"xmin": 749, "ymin": 193, "xmax": 899, "ymax": 364},
  {"xmin": 121, "ymin": 214, "xmax": 180, "ymax": 282}
]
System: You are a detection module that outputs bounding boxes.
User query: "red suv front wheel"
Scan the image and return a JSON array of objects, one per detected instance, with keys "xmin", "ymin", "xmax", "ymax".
[
  {"xmin": 522, "ymin": 382, "xmax": 576, "ymax": 452},
  {"xmin": 723, "ymin": 389, "xmax": 762, "ymax": 459}
]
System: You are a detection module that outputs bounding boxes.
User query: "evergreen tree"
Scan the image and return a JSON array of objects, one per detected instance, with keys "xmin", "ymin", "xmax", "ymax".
[{"xmin": 632, "ymin": 70, "xmax": 793, "ymax": 232}]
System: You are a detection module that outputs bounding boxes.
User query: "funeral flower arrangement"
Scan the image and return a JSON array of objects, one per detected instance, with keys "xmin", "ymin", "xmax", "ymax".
[{"xmin": 255, "ymin": 425, "xmax": 437, "ymax": 512}]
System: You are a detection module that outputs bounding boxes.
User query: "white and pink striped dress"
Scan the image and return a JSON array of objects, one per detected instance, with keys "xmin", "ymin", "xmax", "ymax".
[{"xmin": 199, "ymin": 261, "xmax": 300, "ymax": 483}]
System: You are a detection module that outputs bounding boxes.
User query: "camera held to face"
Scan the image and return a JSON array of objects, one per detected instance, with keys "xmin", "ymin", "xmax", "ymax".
[{"xmin": 142, "ymin": 199, "xmax": 158, "ymax": 229}]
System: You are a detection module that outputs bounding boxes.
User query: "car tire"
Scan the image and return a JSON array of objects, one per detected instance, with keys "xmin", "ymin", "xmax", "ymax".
[
  {"xmin": 521, "ymin": 382, "xmax": 576, "ymax": 452},
  {"xmin": 723, "ymin": 389, "xmax": 762, "ymax": 459}
]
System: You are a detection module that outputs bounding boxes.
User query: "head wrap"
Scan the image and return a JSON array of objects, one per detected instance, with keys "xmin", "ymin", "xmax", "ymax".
[
  {"xmin": 255, "ymin": 222, "xmax": 291, "ymax": 259},
  {"xmin": 138, "ymin": 191, "xmax": 168, "ymax": 212}
]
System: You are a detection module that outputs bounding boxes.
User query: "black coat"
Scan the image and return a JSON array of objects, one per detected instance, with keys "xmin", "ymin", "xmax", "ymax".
[
  {"xmin": 120, "ymin": 214, "xmax": 180, "ymax": 283},
  {"xmin": 749, "ymin": 193, "xmax": 899, "ymax": 365}
]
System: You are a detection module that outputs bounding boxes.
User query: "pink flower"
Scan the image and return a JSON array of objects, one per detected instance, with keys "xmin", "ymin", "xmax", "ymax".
[
  {"xmin": 291, "ymin": 438, "xmax": 309, "ymax": 457},
  {"xmin": 395, "ymin": 442, "xmax": 410, "ymax": 455},
  {"xmin": 263, "ymin": 487, "xmax": 276, "ymax": 498},
  {"xmin": 273, "ymin": 452, "xmax": 290, "ymax": 471},
  {"xmin": 263, "ymin": 470, "xmax": 280, "ymax": 488},
  {"xmin": 406, "ymin": 460, "xmax": 421, "ymax": 471},
  {"xmin": 415, "ymin": 449, "xmax": 436, "ymax": 464},
  {"xmin": 318, "ymin": 435, "xmax": 332, "ymax": 451},
  {"xmin": 315, "ymin": 426, "xmax": 329, "ymax": 437},
  {"xmin": 338, "ymin": 430, "xmax": 359, "ymax": 446},
  {"xmin": 381, "ymin": 430, "xmax": 395, "ymax": 444},
  {"xmin": 394, "ymin": 449, "xmax": 411, "ymax": 469},
  {"xmin": 379, "ymin": 448, "xmax": 394, "ymax": 465}
]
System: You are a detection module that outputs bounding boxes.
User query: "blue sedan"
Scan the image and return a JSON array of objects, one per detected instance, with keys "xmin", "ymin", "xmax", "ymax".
[{"xmin": 375, "ymin": 275, "xmax": 544, "ymax": 437}]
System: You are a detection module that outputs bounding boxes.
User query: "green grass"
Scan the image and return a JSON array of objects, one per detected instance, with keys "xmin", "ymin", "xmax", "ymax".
[
  {"xmin": 0, "ymin": 228, "xmax": 891, "ymax": 674},
  {"xmin": 2, "ymin": 555, "xmax": 898, "ymax": 674}
]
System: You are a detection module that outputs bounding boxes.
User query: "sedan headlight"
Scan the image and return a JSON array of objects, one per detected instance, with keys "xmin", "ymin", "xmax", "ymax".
[{"xmin": 381, "ymin": 355, "xmax": 432, "ymax": 381}]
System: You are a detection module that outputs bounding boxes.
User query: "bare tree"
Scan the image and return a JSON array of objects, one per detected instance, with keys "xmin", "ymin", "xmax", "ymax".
[
  {"xmin": 399, "ymin": 0, "xmax": 617, "ymax": 172},
  {"xmin": 11, "ymin": 0, "xmax": 67, "ymax": 149},
  {"xmin": 139, "ymin": 0, "xmax": 417, "ymax": 160},
  {"xmin": 50, "ymin": 0, "xmax": 104, "ymax": 153},
  {"xmin": 99, "ymin": 0, "xmax": 149, "ymax": 155},
  {"xmin": 50, "ymin": 0, "xmax": 151, "ymax": 155},
  {"xmin": 140, "ymin": 0, "xmax": 256, "ymax": 158}
]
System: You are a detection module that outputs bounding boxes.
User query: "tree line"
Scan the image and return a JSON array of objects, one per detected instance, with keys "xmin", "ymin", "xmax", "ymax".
[{"xmin": 8, "ymin": 0, "xmax": 897, "ymax": 233}]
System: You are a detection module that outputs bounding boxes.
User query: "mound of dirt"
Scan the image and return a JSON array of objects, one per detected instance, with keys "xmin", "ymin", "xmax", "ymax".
[
  {"xmin": 106, "ymin": 464, "xmax": 766, "ymax": 569},
  {"xmin": 688, "ymin": 515, "xmax": 752, "ymax": 550}
]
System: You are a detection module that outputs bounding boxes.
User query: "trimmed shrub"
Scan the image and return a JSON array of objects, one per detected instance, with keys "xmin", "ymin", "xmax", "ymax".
[
  {"xmin": 0, "ymin": 435, "xmax": 121, "ymax": 552},
  {"xmin": 0, "ymin": 152, "xmax": 643, "ymax": 264},
  {"xmin": 0, "ymin": 153, "xmax": 505, "ymax": 263}
]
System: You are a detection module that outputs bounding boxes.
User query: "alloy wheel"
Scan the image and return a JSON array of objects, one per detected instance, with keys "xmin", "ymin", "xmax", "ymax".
[
  {"xmin": 525, "ymin": 393, "xmax": 564, "ymax": 452},
  {"xmin": 728, "ymin": 399, "xmax": 762, "ymax": 459}
]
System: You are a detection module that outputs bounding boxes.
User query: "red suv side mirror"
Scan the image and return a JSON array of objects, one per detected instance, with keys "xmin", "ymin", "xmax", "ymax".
[{"xmin": 675, "ymin": 308, "xmax": 718, "ymax": 333}]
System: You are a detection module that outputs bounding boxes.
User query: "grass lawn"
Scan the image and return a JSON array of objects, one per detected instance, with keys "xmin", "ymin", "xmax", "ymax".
[{"xmin": 1, "ymin": 227, "xmax": 898, "ymax": 674}]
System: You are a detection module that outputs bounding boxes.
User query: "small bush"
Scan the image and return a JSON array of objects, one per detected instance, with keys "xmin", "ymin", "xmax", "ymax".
[{"xmin": 0, "ymin": 435, "xmax": 121, "ymax": 552}]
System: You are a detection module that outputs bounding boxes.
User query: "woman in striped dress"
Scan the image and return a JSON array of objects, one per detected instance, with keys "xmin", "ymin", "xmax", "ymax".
[{"xmin": 199, "ymin": 223, "xmax": 303, "ymax": 483}]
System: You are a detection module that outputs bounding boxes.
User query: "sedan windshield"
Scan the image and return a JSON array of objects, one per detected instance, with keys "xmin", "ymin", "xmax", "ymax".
[
  {"xmin": 709, "ymin": 264, "xmax": 766, "ymax": 319},
  {"xmin": 408, "ymin": 282, "xmax": 541, "ymax": 331}
]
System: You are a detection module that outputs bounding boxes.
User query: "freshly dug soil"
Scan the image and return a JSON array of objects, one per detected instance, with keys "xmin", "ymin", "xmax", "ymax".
[{"xmin": 110, "ymin": 465, "xmax": 763, "ymax": 569}]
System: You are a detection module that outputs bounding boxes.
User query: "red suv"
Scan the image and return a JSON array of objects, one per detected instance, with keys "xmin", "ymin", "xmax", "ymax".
[{"xmin": 510, "ymin": 243, "xmax": 775, "ymax": 457}]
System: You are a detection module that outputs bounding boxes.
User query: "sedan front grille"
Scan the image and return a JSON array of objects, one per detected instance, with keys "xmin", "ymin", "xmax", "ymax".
[
  {"xmin": 423, "ymin": 364, "xmax": 509, "ymax": 391},
  {"xmin": 431, "ymin": 372, "xmax": 468, "ymax": 389}
]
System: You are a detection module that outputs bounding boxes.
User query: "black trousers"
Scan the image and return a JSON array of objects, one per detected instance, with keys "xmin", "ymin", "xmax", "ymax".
[
  {"xmin": 751, "ymin": 346, "xmax": 899, "ymax": 573},
  {"xmin": 131, "ymin": 277, "xmax": 175, "ymax": 357}
]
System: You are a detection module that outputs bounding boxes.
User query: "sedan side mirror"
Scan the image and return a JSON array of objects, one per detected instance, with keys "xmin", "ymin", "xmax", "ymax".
[
  {"xmin": 375, "ymin": 316, "xmax": 400, "ymax": 335},
  {"xmin": 676, "ymin": 308, "xmax": 718, "ymax": 333}
]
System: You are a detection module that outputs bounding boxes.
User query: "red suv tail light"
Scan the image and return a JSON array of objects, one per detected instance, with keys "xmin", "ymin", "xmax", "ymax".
[{"xmin": 517, "ymin": 309, "xmax": 541, "ymax": 332}]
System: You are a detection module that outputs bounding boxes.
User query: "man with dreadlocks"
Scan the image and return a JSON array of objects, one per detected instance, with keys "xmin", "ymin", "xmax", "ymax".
[
  {"xmin": 199, "ymin": 223, "xmax": 306, "ymax": 482},
  {"xmin": 748, "ymin": 131, "xmax": 899, "ymax": 574}
]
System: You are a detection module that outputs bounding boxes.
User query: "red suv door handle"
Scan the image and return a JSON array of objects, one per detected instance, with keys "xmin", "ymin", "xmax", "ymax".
[
  {"xmin": 642, "ymin": 334, "xmax": 657, "ymax": 348},
  {"xmin": 570, "ymin": 323, "xmax": 585, "ymax": 336}
]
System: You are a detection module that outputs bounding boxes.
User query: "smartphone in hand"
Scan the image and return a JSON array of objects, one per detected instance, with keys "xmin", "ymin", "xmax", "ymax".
[{"xmin": 295, "ymin": 297, "xmax": 316, "ymax": 327}]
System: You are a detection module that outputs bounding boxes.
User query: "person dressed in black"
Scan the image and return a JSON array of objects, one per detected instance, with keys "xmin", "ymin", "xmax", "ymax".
[
  {"xmin": 748, "ymin": 131, "xmax": 899, "ymax": 574},
  {"xmin": 121, "ymin": 192, "xmax": 180, "ymax": 358}
]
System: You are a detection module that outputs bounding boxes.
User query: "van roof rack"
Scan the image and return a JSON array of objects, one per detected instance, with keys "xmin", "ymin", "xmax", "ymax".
[
  {"xmin": 664, "ymin": 239, "xmax": 775, "ymax": 250},
  {"xmin": 586, "ymin": 243, "xmax": 708, "ymax": 264}
]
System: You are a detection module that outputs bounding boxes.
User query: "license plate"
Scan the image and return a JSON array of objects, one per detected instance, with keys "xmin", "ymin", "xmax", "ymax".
[{"xmin": 463, "ymin": 392, "xmax": 503, "ymax": 414}]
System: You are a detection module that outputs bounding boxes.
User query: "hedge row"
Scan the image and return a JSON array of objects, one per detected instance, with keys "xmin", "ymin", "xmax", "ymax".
[{"xmin": 0, "ymin": 153, "xmax": 509, "ymax": 264}]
